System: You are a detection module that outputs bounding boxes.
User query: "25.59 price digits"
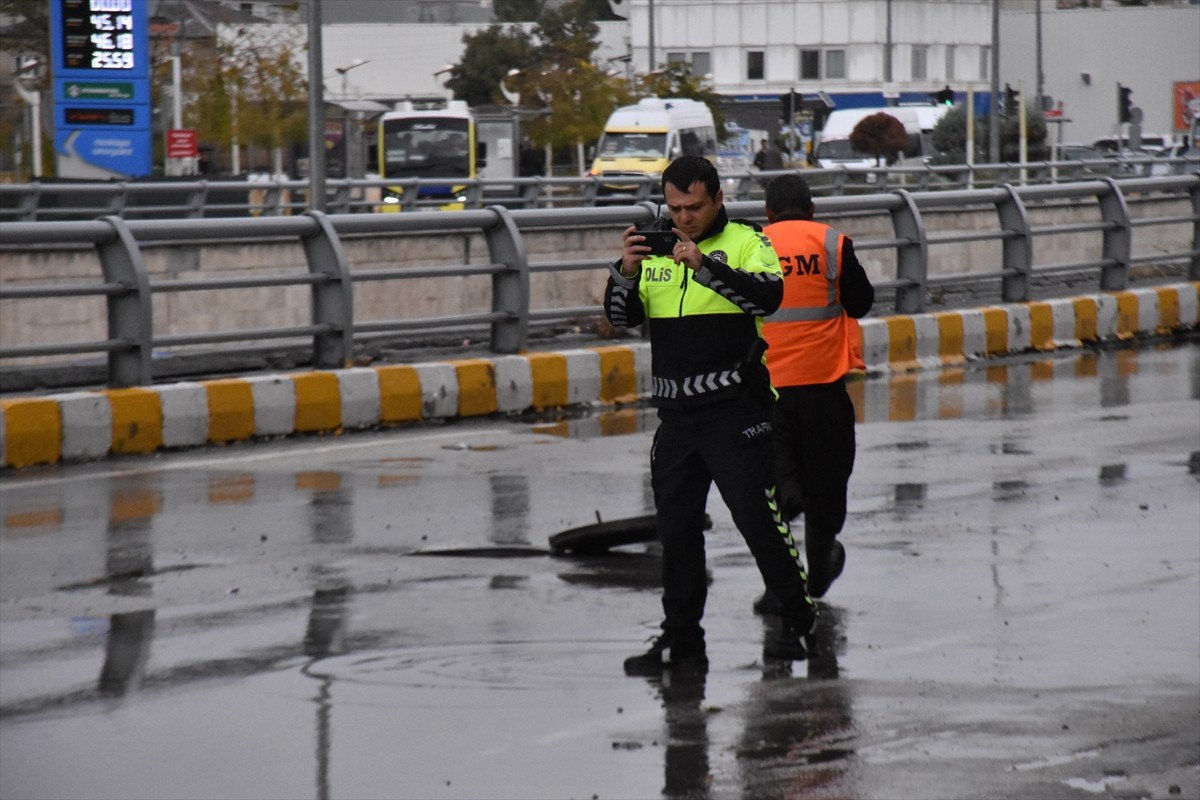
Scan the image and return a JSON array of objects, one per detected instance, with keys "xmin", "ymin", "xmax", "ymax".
[{"xmin": 91, "ymin": 51, "xmax": 134, "ymax": 70}]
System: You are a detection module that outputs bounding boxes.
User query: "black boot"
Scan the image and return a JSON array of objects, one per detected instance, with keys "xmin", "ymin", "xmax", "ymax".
[
  {"xmin": 806, "ymin": 540, "xmax": 846, "ymax": 599},
  {"xmin": 624, "ymin": 634, "xmax": 708, "ymax": 676},
  {"xmin": 763, "ymin": 598, "xmax": 817, "ymax": 662}
]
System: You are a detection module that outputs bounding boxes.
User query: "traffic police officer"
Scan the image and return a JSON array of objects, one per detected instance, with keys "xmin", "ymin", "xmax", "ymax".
[{"xmin": 605, "ymin": 156, "xmax": 817, "ymax": 674}]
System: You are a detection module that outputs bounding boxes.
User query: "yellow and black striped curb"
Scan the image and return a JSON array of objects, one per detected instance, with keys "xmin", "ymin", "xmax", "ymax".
[{"xmin": 2, "ymin": 283, "xmax": 1196, "ymax": 469}]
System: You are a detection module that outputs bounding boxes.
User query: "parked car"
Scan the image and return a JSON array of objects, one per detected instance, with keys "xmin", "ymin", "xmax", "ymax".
[
  {"xmin": 1057, "ymin": 145, "xmax": 1123, "ymax": 177},
  {"xmin": 1149, "ymin": 144, "xmax": 1200, "ymax": 176}
]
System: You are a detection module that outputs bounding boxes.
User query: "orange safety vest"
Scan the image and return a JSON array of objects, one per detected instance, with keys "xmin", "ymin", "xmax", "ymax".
[{"xmin": 762, "ymin": 219, "xmax": 858, "ymax": 386}]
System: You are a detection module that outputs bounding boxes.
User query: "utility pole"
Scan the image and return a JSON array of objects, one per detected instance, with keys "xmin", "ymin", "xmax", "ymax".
[
  {"xmin": 1035, "ymin": 0, "xmax": 1045, "ymax": 111},
  {"xmin": 647, "ymin": 0, "xmax": 656, "ymax": 72},
  {"xmin": 307, "ymin": 0, "xmax": 326, "ymax": 212},
  {"xmin": 885, "ymin": 0, "xmax": 894, "ymax": 106},
  {"xmin": 988, "ymin": 0, "xmax": 1000, "ymax": 164}
]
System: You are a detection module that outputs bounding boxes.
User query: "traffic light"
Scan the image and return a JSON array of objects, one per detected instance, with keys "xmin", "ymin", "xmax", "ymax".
[
  {"xmin": 934, "ymin": 86, "xmax": 954, "ymax": 106},
  {"xmin": 1118, "ymin": 84, "xmax": 1133, "ymax": 124},
  {"xmin": 1004, "ymin": 84, "xmax": 1019, "ymax": 115},
  {"xmin": 779, "ymin": 90, "xmax": 802, "ymax": 123}
]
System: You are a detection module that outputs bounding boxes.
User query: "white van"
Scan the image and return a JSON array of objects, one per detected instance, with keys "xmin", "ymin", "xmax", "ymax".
[
  {"xmin": 814, "ymin": 105, "xmax": 950, "ymax": 173},
  {"xmin": 588, "ymin": 97, "xmax": 717, "ymax": 193}
]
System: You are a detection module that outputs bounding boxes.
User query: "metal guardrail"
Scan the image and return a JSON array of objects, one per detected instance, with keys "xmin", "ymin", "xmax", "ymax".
[
  {"xmin": 2, "ymin": 155, "xmax": 1196, "ymax": 220},
  {"xmin": 1, "ymin": 175, "xmax": 1197, "ymax": 389}
]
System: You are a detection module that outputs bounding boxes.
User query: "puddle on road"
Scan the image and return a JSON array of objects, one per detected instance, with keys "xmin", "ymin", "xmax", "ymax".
[
  {"xmin": 516, "ymin": 341, "xmax": 1200, "ymax": 442},
  {"xmin": 849, "ymin": 340, "xmax": 1199, "ymax": 425}
]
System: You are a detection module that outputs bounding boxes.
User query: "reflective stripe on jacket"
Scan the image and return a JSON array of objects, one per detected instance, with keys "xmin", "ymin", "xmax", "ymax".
[
  {"xmin": 604, "ymin": 210, "xmax": 783, "ymax": 409},
  {"xmin": 762, "ymin": 219, "xmax": 856, "ymax": 386}
]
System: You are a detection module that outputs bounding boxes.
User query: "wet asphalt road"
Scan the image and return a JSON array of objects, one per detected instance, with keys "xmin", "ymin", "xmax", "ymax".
[{"xmin": 1, "ymin": 341, "xmax": 1198, "ymax": 800}]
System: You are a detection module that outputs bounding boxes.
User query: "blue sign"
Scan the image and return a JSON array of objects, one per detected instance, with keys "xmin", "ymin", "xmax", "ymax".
[{"xmin": 50, "ymin": 0, "xmax": 151, "ymax": 178}]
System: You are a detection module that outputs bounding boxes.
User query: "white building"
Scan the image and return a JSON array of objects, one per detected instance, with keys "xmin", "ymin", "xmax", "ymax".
[
  {"xmin": 226, "ymin": 0, "xmax": 1200, "ymax": 148},
  {"xmin": 1000, "ymin": 3, "xmax": 1199, "ymax": 146},
  {"xmin": 31, "ymin": 0, "xmax": 1193, "ymax": 178}
]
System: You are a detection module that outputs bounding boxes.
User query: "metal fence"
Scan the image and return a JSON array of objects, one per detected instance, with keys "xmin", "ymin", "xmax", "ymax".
[
  {"xmin": 2, "ymin": 154, "xmax": 1196, "ymax": 220},
  {"xmin": 1, "ymin": 174, "xmax": 1197, "ymax": 390}
]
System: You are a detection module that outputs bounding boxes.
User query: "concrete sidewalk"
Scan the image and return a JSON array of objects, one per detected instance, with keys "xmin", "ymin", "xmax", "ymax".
[{"xmin": 2, "ymin": 282, "xmax": 1196, "ymax": 469}]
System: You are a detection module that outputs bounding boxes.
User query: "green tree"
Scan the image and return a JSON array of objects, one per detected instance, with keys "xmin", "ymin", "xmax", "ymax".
[
  {"xmin": 190, "ymin": 24, "xmax": 308, "ymax": 172},
  {"xmin": 0, "ymin": 0, "xmax": 49, "ymax": 59},
  {"xmin": 637, "ymin": 61, "xmax": 728, "ymax": 141},
  {"xmin": 518, "ymin": 1, "xmax": 631, "ymax": 160},
  {"xmin": 850, "ymin": 112, "xmax": 908, "ymax": 166},
  {"xmin": 1, "ymin": 0, "xmax": 52, "ymax": 176},
  {"xmin": 930, "ymin": 106, "xmax": 970, "ymax": 164},
  {"xmin": 445, "ymin": 25, "xmax": 536, "ymax": 107},
  {"xmin": 493, "ymin": 0, "xmax": 546, "ymax": 21},
  {"xmin": 930, "ymin": 105, "xmax": 1050, "ymax": 165},
  {"xmin": 448, "ymin": 0, "xmax": 630, "ymax": 166}
]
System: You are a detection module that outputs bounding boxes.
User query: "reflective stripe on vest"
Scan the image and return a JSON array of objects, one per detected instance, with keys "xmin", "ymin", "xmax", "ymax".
[
  {"xmin": 762, "ymin": 221, "xmax": 854, "ymax": 386},
  {"xmin": 765, "ymin": 226, "xmax": 840, "ymax": 321}
]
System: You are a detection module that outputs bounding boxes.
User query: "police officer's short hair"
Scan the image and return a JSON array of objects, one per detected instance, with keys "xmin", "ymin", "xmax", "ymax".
[
  {"xmin": 765, "ymin": 173, "xmax": 814, "ymax": 216},
  {"xmin": 663, "ymin": 156, "xmax": 721, "ymax": 200}
]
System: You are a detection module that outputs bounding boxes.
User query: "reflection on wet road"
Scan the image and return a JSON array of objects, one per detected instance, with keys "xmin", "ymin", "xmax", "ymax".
[{"xmin": 1, "ymin": 341, "xmax": 1197, "ymax": 800}]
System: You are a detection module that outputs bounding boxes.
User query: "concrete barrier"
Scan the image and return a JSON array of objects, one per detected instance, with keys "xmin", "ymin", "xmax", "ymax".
[{"xmin": 2, "ymin": 283, "xmax": 1196, "ymax": 469}]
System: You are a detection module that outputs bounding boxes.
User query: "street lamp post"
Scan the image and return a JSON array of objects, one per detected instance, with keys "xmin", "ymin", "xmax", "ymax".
[
  {"xmin": 12, "ymin": 62, "xmax": 42, "ymax": 179},
  {"xmin": 307, "ymin": 0, "xmax": 326, "ymax": 211},
  {"xmin": 335, "ymin": 58, "xmax": 369, "ymax": 100}
]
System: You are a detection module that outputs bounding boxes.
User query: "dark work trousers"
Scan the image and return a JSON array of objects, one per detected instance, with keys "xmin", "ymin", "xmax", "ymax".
[
  {"xmin": 651, "ymin": 398, "xmax": 811, "ymax": 645},
  {"xmin": 773, "ymin": 379, "xmax": 857, "ymax": 568}
]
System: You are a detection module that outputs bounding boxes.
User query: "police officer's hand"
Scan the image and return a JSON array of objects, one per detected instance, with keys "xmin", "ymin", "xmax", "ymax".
[
  {"xmin": 620, "ymin": 226, "xmax": 651, "ymax": 277},
  {"xmin": 670, "ymin": 228, "xmax": 703, "ymax": 271}
]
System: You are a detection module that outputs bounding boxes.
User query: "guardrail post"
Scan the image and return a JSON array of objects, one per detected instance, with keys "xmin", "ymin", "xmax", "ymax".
[
  {"xmin": 107, "ymin": 183, "xmax": 127, "ymax": 217},
  {"xmin": 18, "ymin": 183, "xmax": 40, "ymax": 221},
  {"xmin": 997, "ymin": 184, "xmax": 1033, "ymax": 302},
  {"xmin": 581, "ymin": 177, "xmax": 600, "ymax": 207},
  {"xmin": 1098, "ymin": 177, "xmax": 1132, "ymax": 291},
  {"xmin": 1189, "ymin": 174, "xmax": 1200, "ymax": 281},
  {"xmin": 832, "ymin": 168, "xmax": 848, "ymax": 197},
  {"xmin": 329, "ymin": 181, "xmax": 350, "ymax": 214},
  {"xmin": 889, "ymin": 189, "xmax": 928, "ymax": 314},
  {"xmin": 484, "ymin": 205, "xmax": 530, "ymax": 353},
  {"xmin": 302, "ymin": 210, "xmax": 354, "ymax": 368},
  {"xmin": 633, "ymin": 177, "xmax": 654, "ymax": 203},
  {"xmin": 464, "ymin": 181, "xmax": 484, "ymax": 209},
  {"xmin": 187, "ymin": 180, "xmax": 208, "ymax": 219},
  {"xmin": 520, "ymin": 178, "xmax": 542, "ymax": 209},
  {"xmin": 263, "ymin": 182, "xmax": 282, "ymax": 217},
  {"xmin": 97, "ymin": 215, "xmax": 152, "ymax": 387},
  {"xmin": 402, "ymin": 180, "xmax": 420, "ymax": 212}
]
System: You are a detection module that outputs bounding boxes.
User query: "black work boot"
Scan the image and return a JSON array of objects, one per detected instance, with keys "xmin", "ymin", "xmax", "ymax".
[
  {"xmin": 763, "ymin": 598, "xmax": 817, "ymax": 662},
  {"xmin": 751, "ymin": 590, "xmax": 783, "ymax": 616},
  {"xmin": 806, "ymin": 540, "xmax": 846, "ymax": 599},
  {"xmin": 624, "ymin": 634, "xmax": 708, "ymax": 676}
]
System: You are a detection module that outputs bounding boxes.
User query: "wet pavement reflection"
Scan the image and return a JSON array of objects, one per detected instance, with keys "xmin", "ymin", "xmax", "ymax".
[{"xmin": 1, "ymin": 340, "xmax": 1197, "ymax": 800}]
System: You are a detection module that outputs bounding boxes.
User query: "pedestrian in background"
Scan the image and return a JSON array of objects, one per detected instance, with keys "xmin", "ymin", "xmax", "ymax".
[
  {"xmin": 604, "ymin": 156, "xmax": 817, "ymax": 675},
  {"xmin": 518, "ymin": 137, "xmax": 544, "ymax": 177},
  {"xmin": 759, "ymin": 173, "xmax": 874, "ymax": 606}
]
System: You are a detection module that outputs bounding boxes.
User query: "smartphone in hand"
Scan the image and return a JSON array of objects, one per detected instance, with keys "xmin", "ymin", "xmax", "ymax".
[{"xmin": 635, "ymin": 230, "xmax": 678, "ymax": 256}]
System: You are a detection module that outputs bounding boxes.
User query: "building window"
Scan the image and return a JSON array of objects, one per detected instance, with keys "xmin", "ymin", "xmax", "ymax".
[
  {"xmin": 945, "ymin": 45, "xmax": 956, "ymax": 82},
  {"xmin": 980, "ymin": 46, "xmax": 991, "ymax": 81},
  {"xmin": 912, "ymin": 45, "xmax": 928, "ymax": 80},
  {"xmin": 748, "ymin": 51, "xmax": 764, "ymax": 81},
  {"xmin": 825, "ymin": 49, "xmax": 846, "ymax": 80},
  {"xmin": 667, "ymin": 51, "xmax": 711, "ymax": 77},
  {"xmin": 800, "ymin": 49, "xmax": 820, "ymax": 80}
]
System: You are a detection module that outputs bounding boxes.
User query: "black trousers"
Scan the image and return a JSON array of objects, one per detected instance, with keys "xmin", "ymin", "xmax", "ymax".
[
  {"xmin": 651, "ymin": 399, "xmax": 810, "ymax": 644},
  {"xmin": 773, "ymin": 379, "xmax": 857, "ymax": 566}
]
